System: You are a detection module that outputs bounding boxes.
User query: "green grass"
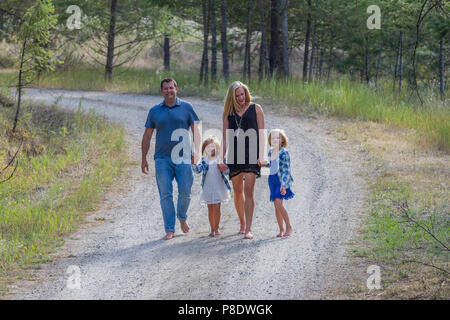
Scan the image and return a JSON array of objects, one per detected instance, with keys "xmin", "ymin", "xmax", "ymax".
[
  {"xmin": 361, "ymin": 179, "xmax": 449, "ymax": 262},
  {"xmin": 0, "ymin": 100, "xmax": 127, "ymax": 295},
  {"xmin": 1, "ymin": 66, "xmax": 447, "ymax": 152}
]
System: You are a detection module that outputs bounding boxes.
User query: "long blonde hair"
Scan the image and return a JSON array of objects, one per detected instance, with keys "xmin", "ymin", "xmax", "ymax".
[{"xmin": 223, "ymin": 81, "xmax": 252, "ymax": 117}]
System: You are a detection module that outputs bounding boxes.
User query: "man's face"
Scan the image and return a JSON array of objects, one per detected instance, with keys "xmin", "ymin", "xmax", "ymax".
[{"xmin": 161, "ymin": 81, "xmax": 178, "ymax": 101}]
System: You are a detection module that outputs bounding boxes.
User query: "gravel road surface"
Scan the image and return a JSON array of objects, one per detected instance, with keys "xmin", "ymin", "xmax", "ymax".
[{"xmin": 8, "ymin": 88, "xmax": 367, "ymax": 299}]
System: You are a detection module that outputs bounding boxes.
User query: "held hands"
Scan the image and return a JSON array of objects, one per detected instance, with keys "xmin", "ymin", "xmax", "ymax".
[
  {"xmin": 257, "ymin": 159, "xmax": 268, "ymax": 167},
  {"xmin": 218, "ymin": 163, "xmax": 228, "ymax": 171},
  {"xmin": 280, "ymin": 187, "xmax": 286, "ymax": 195}
]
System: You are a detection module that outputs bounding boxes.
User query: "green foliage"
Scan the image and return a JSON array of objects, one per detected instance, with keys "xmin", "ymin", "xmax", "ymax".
[
  {"xmin": 361, "ymin": 179, "xmax": 449, "ymax": 266},
  {"xmin": 17, "ymin": 0, "xmax": 58, "ymax": 83},
  {"xmin": 0, "ymin": 102, "xmax": 126, "ymax": 293}
]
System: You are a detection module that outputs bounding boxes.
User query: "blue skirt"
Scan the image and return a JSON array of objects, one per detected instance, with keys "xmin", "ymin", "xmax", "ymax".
[{"xmin": 268, "ymin": 174, "xmax": 294, "ymax": 202}]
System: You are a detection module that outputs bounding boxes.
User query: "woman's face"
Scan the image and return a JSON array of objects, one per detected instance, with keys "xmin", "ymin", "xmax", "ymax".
[
  {"xmin": 235, "ymin": 87, "xmax": 246, "ymax": 107},
  {"xmin": 205, "ymin": 142, "xmax": 217, "ymax": 158}
]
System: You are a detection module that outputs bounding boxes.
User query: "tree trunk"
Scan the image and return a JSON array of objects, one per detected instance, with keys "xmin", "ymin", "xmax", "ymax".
[
  {"xmin": 105, "ymin": 0, "xmax": 118, "ymax": 82},
  {"xmin": 393, "ymin": 32, "xmax": 401, "ymax": 93},
  {"xmin": 221, "ymin": 0, "xmax": 229, "ymax": 81},
  {"xmin": 364, "ymin": 33, "xmax": 370, "ymax": 84},
  {"xmin": 375, "ymin": 37, "xmax": 383, "ymax": 85},
  {"xmin": 398, "ymin": 32, "xmax": 403, "ymax": 93},
  {"xmin": 318, "ymin": 37, "xmax": 324, "ymax": 79},
  {"xmin": 327, "ymin": 39, "xmax": 333, "ymax": 80},
  {"xmin": 269, "ymin": 0, "xmax": 280, "ymax": 78},
  {"xmin": 164, "ymin": 35, "xmax": 170, "ymax": 71},
  {"xmin": 259, "ymin": 1, "xmax": 270, "ymax": 81},
  {"xmin": 439, "ymin": 38, "xmax": 445, "ymax": 100},
  {"xmin": 281, "ymin": 0, "xmax": 289, "ymax": 78},
  {"xmin": 13, "ymin": 40, "xmax": 27, "ymax": 133},
  {"xmin": 243, "ymin": 0, "xmax": 251, "ymax": 80},
  {"xmin": 308, "ymin": 21, "xmax": 316, "ymax": 82},
  {"xmin": 211, "ymin": 0, "xmax": 217, "ymax": 82},
  {"xmin": 303, "ymin": 0, "xmax": 312, "ymax": 80},
  {"xmin": 200, "ymin": 0, "xmax": 210, "ymax": 86}
]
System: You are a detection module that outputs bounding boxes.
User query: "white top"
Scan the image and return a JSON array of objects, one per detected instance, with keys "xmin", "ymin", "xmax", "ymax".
[{"xmin": 200, "ymin": 158, "xmax": 230, "ymax": 205}]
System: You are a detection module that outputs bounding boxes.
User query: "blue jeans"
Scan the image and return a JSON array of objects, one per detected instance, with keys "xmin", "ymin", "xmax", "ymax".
[{"xmin": 155, "ymin": 158, "xmax": 193, "ymax": 233}]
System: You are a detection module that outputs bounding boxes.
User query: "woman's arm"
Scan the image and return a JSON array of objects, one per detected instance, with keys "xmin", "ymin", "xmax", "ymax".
[
  {"xmin": 255, "ymin": 104, "xmax": 266, "ymax": 165},
  {"xmin": 220, "ymin": 114, "xmax": 229, "ymax": 164}
]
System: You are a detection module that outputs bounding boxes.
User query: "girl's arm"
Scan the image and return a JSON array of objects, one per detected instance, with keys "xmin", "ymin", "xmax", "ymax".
[
  {"xmin": 279, "ymin": 150, "xmax": 292, "ymax": 188},
  {"xmin": 192, "ymin": 160, "xmax": 205, "ymax": 174}
]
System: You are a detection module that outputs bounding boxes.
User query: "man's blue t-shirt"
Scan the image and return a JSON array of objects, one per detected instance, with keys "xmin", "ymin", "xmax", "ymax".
[{"xmin": 145, "ymin": 98, "xmax": 199, "ymax": 161}]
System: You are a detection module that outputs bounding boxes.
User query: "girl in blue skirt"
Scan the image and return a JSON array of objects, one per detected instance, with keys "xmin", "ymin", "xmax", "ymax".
[{"xmin": 265, "ymin": 129, "xmax": 294, "ymax": 237}]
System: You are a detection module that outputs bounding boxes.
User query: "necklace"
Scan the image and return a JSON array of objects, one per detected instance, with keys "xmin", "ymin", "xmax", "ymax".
[{"xmin": 234, "ymin": 104, "xmax": 249, "ymax": 129}]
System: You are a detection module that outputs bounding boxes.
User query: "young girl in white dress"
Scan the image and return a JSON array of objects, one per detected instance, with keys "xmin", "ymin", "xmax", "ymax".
[{"xmin": 192, "ymin": 137, "xmax": 231, "ymax": 237}]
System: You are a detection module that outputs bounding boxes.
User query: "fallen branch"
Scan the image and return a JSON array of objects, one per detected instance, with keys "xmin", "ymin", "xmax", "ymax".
[{"xmin": 401, "ymin": 259, "xmax": 449, "ymax": 275}]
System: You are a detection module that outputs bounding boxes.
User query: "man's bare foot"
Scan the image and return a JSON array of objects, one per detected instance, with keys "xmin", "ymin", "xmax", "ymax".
[
  {"xmin": 238, "ymin": 225, "xmax": 246, "ymax": 234},
  {"xmin": 244, "ymin": 231, "xmax": 253, "ymax": 239},
  {"xmin": 283, "ymin": 227, "xmax": 293, "ymax": 237},
  {"xmin": 208, "ymin": 231, "xmax": 215, "ymax": 237},
  {"xmin": 163, "ymin": 232, "xmax": 174, "ymax": 240},
  {"xmin": 180, "ymin": 221, "xmax": 190, "ymax": 233},
  {"xmin": 276, "ymin": 231, "xmax": 284, "ymax": 237}
]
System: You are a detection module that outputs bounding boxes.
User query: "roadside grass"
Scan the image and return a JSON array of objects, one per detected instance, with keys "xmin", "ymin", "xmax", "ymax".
[
  {"xmin": 0, "ymin": 66, "xmax": 447, "ymax": 152},
  {"xmin": 0, "ymin": 100, "xmax": 127, "ymax": 296},
  {"xmin": 331, "ymin": 121, "xmax": 449, "ymax": 299}
]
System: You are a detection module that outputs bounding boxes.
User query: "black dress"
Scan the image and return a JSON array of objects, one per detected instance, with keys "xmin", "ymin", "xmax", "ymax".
[{"xmin": 226, "ymin": 104, "xmax": 261, "ymax": 179}]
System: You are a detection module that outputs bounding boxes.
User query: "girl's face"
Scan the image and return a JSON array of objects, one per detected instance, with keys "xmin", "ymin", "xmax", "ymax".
[
  {"xmin": 205, "ymin": 142, "xmax": 217, "ymax": 158},
  {"xmin": 271, "ymin": 133, "xmax": 282, "ymax": 149},
  {"xmin": 235, "ymin": 87, "xmax": 246, "ymax": 107}
]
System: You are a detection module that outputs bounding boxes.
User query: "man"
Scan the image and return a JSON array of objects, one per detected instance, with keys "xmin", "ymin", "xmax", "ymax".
[{"xmin": 141, "ymin": 78, "xmax": 201, "ymax": 240}]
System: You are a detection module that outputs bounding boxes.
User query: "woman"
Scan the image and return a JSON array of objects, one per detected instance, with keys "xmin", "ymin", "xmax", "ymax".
[{"xmin": 220, "ymin": 81, "xmax": 265, "ymax": 239}]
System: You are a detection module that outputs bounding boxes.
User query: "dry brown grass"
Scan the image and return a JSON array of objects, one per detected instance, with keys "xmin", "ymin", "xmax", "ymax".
[{"xmin": 322, "ymin": 119, "xmax": 449, "ymax": 299}]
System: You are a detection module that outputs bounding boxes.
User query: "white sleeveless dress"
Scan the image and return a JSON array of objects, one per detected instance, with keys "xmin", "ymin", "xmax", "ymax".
[{"xmin": 200, "ymin": 158, "xmax": 230, "ymax": 205}]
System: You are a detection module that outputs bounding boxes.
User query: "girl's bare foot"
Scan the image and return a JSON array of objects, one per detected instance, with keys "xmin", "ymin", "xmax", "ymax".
[
  {"xmin": 283, "ymin": 227, "xmax": 293, "ymax": 237},
  {"xmin": 276, "ymin": 230, "xmax": 284, "ymax": 237},
  {"xmin": 244, "ymin": 231, "xmax": 253, "ymax": 239},
  {"xmin": 208, "ymin": 231, "xmax": 215, "ymax": 237}
]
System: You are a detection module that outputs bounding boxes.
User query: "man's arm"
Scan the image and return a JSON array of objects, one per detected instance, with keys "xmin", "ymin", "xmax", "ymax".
[
  {"xmin": 141, "ymin": 127, "xmax": 154, "ymax": 174},
  {"xmin": 190, "ymin": 123, "xmax": 201, "ymax": 164}
]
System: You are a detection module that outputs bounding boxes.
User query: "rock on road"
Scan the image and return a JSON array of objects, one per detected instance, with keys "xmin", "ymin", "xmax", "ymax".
[{"xmin": 8, "ymin": 88, "xmax": 367, "ymax": 299}]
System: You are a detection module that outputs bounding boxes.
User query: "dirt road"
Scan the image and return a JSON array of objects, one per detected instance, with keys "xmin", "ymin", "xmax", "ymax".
[{"xmin": 8, "ymin": 88, "xmax": 367, "ymax": 299}]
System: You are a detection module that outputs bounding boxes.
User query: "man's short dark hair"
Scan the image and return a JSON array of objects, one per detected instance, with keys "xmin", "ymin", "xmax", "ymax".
[{"xmin": 160, "ymin": 78, "xmax": 177, "ymax": 91}]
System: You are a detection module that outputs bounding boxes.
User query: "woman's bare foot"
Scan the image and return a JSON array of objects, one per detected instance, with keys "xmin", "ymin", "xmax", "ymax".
[
  {"xmin": 244, "ymin": 231, "xmax": 253, "ymax": 239},
  {"xmin": 208, "ymin": 231, "xmax": 215, "ymax": 237},
  {"xmin": 180, "ymin": 221, "xmax": 190, "ymax": 233},
  {"xmin": 163, "ymin": 231, "xmax": 174, "ymax": 240},
  {"xmin": 214, "ymin": 229, "xmax": 221, "ymax": 236},
  {"xmin": 276, "ymin": 230, "xmax": 284, "ymax": 237},
  {"xmin": 283, "ymin": 227, "xmax": 293, "ymax": 237},
  {"xmin": 238, "ymin": 225, "xmax": 246, "ymax": 234}
]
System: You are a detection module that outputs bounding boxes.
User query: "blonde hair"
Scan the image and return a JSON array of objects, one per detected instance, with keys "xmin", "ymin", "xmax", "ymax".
[
  {"xmin": 201, "ymin": 136, "xmax": 221, "ymax": 156},
  {"xmin": 268, "ymin": 129, "xmax": 288, "ymax": 148},
  {"xmin": 223, "ymin": 81, "xmax": 252, "ymax": 117}
]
